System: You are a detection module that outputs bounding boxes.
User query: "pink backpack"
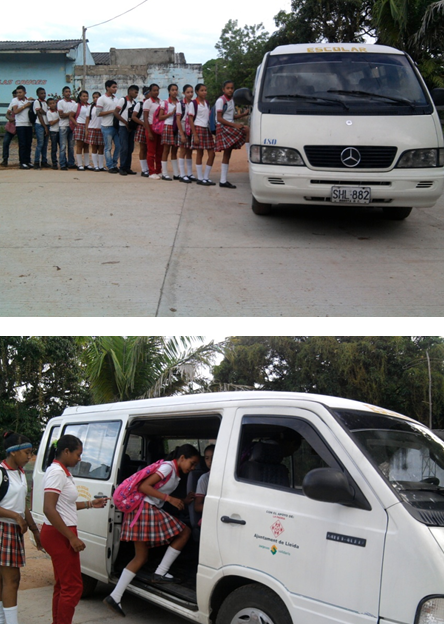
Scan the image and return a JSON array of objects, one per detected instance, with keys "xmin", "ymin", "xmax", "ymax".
[
  {"xmin": 113, "ymin": 459, "xmax": 173, "ymax": 527},
  {"xmin": 151, "ymin": 102, "xmax": 166, "ymax": 135}
]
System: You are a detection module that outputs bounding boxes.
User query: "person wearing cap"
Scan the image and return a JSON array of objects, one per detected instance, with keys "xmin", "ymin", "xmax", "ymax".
[{"xmin": 0, "ymin": 431, "xmax": 42, "ymax": 624}]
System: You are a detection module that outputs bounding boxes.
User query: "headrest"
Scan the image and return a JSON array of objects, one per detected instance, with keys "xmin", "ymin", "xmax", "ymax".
[{"xmin": 250, "ymin": 442, "xmax": 284, "ymax": 464}]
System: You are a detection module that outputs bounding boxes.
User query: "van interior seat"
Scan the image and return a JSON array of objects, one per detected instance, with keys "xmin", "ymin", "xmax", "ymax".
[
  {"xmin": 187, "ymin": 459, "xmax": 209, "ymax": 541},
  {"xmin": 239, "ymin": 441, "xmax": 290, "ymax": 487}
]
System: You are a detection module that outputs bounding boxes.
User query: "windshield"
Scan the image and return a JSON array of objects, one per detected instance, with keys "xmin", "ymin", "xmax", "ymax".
[
  {"xmin": 335, "ymin": 410, "xmax": 444, "ymax": 519},
  {"xmin": 259, "ymin": 52, "xmax": 431, "ymax": 116}
]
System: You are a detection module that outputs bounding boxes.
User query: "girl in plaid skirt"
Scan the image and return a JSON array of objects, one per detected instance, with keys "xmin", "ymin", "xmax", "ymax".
[
  {"xmin": 159, "ymin": 84, "xmax": 180, "ymax": 181},
  {"xmin": 85, "ymin": 92, "xmax": 105, "ymax": 171},
  {"xmin": 176, "ymin": 84, "xmax": 195, "ymax": 183},
  {"xmin": 215, "ymin": 80, "xmax": 250, "ymax": 189},
  {"xmin": 132, "ymin": 87, "xmax": 150, "ymax": 177},
  {"xmin": 71, "ymin": 91, "xmax": 92, "ymax": 171},
  {"xmin": 188, "ymin": 84, "xmax": 216, "ymax": 186},
  {"xmin": 104, "ymin": 444, "xmax": 200, "ymax": 617},
  {"xmin": 0, "ymin": 431, "xmax": 42, "ymax": 624}
]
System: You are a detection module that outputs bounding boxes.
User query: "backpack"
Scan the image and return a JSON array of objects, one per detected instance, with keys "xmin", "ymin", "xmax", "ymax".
[
  {"xmin": 28, "ymin": 101, "xmax": 38, "ymax": 125},
  {"xmin": 209, "ymin": 96, "xmax": 228, "ymax": 134},
  {"xmin": 113, "ymin": 459, "xmax": 174, "ymax": 528},
  {"xmin": 69, "ymin": 103, "xmax": 82, "ymax": 132},
  {"xmin": 127, "ymin": 101, "xmax": 140, "ymax": 131},
  {"xmin": 181, "ymin": 100, "xmax": 193, "ymax": 136},
  {"xmin": 151, "ymin": 102, "xmax": 165, "ymax": 135},
  {"xmin": 113, "ymin": 97, "xmax": 129, "ymax": 130},
  {"xmin": 0, "ymin": 466, "xmax": 9, "ymax": 503}
]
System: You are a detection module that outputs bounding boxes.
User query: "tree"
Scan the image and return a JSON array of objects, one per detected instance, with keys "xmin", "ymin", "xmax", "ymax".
[{"xmin": 79, "ymin": 336, "xmax": 222, "ymax": 404}]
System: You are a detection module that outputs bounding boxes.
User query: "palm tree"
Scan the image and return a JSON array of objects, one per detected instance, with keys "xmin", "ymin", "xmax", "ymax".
[{"xmin": 78, "ymin": 336, "xmax": 223, "ymax": 404}]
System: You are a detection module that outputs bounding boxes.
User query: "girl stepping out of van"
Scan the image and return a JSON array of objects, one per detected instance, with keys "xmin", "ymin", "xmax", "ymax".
[
  {"xmin": 104, "ymin": 444, "xmax": 199, "ymax": 617},
  {"xmin": 215, "ymin": 80, "xmax": 250, "ymax": 189}
]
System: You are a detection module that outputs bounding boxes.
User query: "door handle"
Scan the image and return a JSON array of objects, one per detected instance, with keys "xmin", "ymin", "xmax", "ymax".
[{"xmin": 221, "ymin": 516, "xmax": 246, "ymax": 525}]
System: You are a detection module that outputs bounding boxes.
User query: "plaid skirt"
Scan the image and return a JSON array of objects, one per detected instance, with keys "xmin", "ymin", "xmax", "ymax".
[
  {"xmin": 121, "ymin": 502, "xmax": 185, "ymax": 546},
  {"xmin": 73, "ymin": 123, "xmax": 86, "ymax": 142},
  {"xmin": 161, "ymin": 124, "xmax": 180, "ymax": 146},
  {"xmin": 215, "ymin": 124, "xmax": 246, "ymax": 152},
  {"xmin": 85, "ymin": 127, "xmax": 104, "ymax": 146},
  {"xmin": 0, "ymin": 521, "xmax": 25, "ymax": 567},
  {"xmin": 191, "ymin": 125, "xmax": 214, "ymax": 151},
  {"xmin": 135, "ymin": 125, "xmax": 147, "ymax": 144}
]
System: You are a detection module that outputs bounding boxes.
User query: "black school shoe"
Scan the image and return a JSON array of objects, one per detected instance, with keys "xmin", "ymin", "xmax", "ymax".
[
  {"xmin": 219, "ymin": 181, "xmax": 237, "ymax": 189},
  {"xmin": 149, "ymin": 573, "xmax": 181, "ymax": 584},
  {"xmin": 126, "ymin": 170, "xmax": 137, "ymax": 175},
  {"xmin": 103, "ymin": 595, "xmax": 125, "ymax": 617}
]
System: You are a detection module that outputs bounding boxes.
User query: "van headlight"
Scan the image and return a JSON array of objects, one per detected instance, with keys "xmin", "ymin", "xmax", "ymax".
[
  {"xmin": 250, "ymin": 145, "xmax": 305, "ymax": 166},
  {"xmin": 396, "ymin": 148, "xmax": 444, "ymax": 168},
  {"xmin": 416, "ymin": 597, "xmax": 444, "ymax": 624}
]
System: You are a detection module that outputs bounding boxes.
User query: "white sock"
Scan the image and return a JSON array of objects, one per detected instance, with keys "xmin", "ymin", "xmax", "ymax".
[
  {"xmin": 140, "ymin": 159, "xmax": 148, "ymax": 173},
  {"xmin": 172, "ymin": 159, "xmax": 179, "ymax": 176},
  {"xmin": 161, "ymin": 161, "xmax": 168, "ymax": 176},
  {"xmin": 204, "ymin": 165, "xmax": 212, "ymax": 180},
  {"xmin": 186, "ymin": 158, "xmax": 193, "ymax": 176},
  {"xmin": 178, "ymin": 158, "xmax": 185, "ymax": 177},
  {"xmin": 91, "ymin": 153, "xmax": 98, "ymax": 168},
  {"xmin": 220, "ymin": 163, "xmax": 229, "ymax": 184},
  {"xmin": 98, "ymin": 154, "xmax": 104, "ymax": 168},
  {"xmin": 0, "ymin": 602, "xmax": 6, "ymax": 624},
  {"xmin": 155, "ymin": 546, "xmax": 181, "ymax": 577},
  {"xmin": 110, "ymin": 568, "xmax": 136, "ymax": 604},
  {"xmin": 76, "ymin": 154, "xmax": 83, "ymax": 167},
  {"xmin": 196, "ymin": 164, "xmax": 203, "ymax": 181},
  {"xmin": 4, "ymin": 606, "xmax": 18, "ymax": 624},
  {"xmin": 84, "ymin": 153, "xmax": 90, "ymax": 167}
]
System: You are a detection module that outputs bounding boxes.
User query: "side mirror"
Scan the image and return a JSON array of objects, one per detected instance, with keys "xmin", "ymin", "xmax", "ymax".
[
  {"xmin": 234, "ymin": 88, "xmax": 254, "ymax": 107},
  {"xmin": 431, "ymin": 88, "xmax": 444, "ymax": 106},
  {"xmin": 302, "ymin": 468, "xmax": 356, "ymax": 505}
]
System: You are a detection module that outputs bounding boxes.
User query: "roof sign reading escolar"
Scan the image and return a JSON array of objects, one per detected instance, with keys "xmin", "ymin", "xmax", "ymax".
[{"xmin": 307, "ymin": 46, "xmax": 368, "ymax": 53}]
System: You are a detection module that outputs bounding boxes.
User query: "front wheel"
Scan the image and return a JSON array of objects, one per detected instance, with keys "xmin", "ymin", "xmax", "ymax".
[
  {"xmin": 383, "ymin": 206, "xmax": 412, "ymax": 220},
  {"xmin": 252, "ymin": 196, "xmax": 272, "ymax": 215},
  {"xmin": 216, "ymin": 584, "xmax": 292, "ymax": 624}
]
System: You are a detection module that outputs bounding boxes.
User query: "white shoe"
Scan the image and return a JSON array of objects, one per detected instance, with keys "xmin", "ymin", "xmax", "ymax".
[{"xmin": 150, "ymin": 174, "xmax": 160, "ymax": 180}]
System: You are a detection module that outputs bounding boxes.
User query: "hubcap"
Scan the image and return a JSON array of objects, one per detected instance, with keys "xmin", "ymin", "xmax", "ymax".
[{"xmin": 229, "ymin": 608, "xmax": 275, "ymax": 624}]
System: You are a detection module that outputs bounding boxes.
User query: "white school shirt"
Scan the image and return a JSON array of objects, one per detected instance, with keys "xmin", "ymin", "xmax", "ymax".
[
  {"xmin": 57, "ymin": 99, "xmax": 76, "ymax": 128},
  {"xmin": 142, "ymin": 98, "xmax": 160, "ymax": 125},
  {"xmin": 188, "ymin": 99, "xmax": 210, "ymax": 128},
  {"xmin": 0, "ymin": 461, "xmax": 27, "ymax": 525},
  {"xmin": 43, "ymin": 461, "xmax": 79, "ymax": 527},
  {"xmin": 115, "ymin": 96, "xmax": 136, "ymax": 126},
  {"xmin": 34, "ymin": 99, "xmax": 48, "ymax": 125},
  {"xmin": 195, "ymin": 471, "xmax": 210, "ymax": 497},
  {"xmin": 215, "ymin": 96, "xmax": 235, "ymax": 125},
  {"xmin": 10, "ymin": 97, "xmax": 31, "ymax": 127},
  {"xmin": 76, "ymin": 104, "xmax": 89, "ymax": 125},
  {"xmin": 47, "ymin": 110, "xmax": 60, "ymax": 132},
  {"xmin": 143, "ymin": 460, "xmax": 181, "ymax": 509},
  {"xmin": 160, "ymin": 99, "xmax": 178, "ymax": 126},
  {"xmin": 96, "ymin": 94, "xmax": 118, "ymax": 127},
  {"xmin": 87, "ymin": 104, "xmax": 101, "ymax": 130}
]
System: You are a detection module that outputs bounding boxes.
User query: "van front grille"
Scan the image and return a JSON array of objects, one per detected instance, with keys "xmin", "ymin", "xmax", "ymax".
[
  {"xmin": 310, "ymin": 180, "xmax": 391, "ymax": 186},
  {"xmin": 304, "ymin": 146, "xmax": 397, "ymax": 169}
]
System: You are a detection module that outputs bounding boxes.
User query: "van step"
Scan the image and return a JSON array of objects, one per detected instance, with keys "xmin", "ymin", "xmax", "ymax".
[{"xmin": 132, "ymin": 569, "xmax": 198, "ymax": 609}]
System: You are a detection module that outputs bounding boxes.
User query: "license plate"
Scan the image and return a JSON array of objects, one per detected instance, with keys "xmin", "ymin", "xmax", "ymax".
[{"xmin": 331, "ymin": 186, "xmax": 371, "ymax": 204}]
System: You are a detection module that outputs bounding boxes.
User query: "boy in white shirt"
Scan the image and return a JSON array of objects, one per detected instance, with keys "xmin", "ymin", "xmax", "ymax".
[
  {"xmin": 57, "ymin": 86, "xmax": 76, "ymax": 170},
  {"xmin": 33, "ymin": 87, "xmax": 50, "ymax": 169},
  {"xmin": 1, "ymin": 89, "xmax": 17, "ymax": 167},
  {"xmin": 11, "ymin": 85, "xmax": 33, "ymax": 169},
  {"xmin": 114, "ymin": 84, "xmax": 139, "ymax": 176},
  {"xmin": 96, "ymin": 80, "xmax": 120, "ymax": 173},
  {"xmin": 46, "ymin": 98, "xmax": 60, "ymax": 169}
]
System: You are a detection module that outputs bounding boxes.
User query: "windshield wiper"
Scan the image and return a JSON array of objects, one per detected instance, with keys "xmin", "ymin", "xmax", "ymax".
[
  {"xmin": 328, "ymin": 89, "xmax": 416, "ymax": 109},
  {"xmin": 265, "ymin": 93, "xmax": 349, "ymax": 110}
]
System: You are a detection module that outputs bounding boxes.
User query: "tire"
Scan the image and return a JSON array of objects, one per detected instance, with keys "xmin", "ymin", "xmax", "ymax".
[
  {"xmin": 383, "ymin": 206, "xmax": 412, "ymax": 220},
  {"xmin": 81, "ymin": 573, "xmax": 98, "ymax": 599},
  {"xmin": 252, "ymin": 196, "xmax": 272, "ymax": 215},
  {"xmin": 216, "ymin": 584, "xmax": 292, "ymax": 624}
]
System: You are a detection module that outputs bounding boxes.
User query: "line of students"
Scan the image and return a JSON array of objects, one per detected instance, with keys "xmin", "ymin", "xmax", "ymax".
[{"xmin": 3, "ymin": 80, "xmax": 250, "ymax": 188}]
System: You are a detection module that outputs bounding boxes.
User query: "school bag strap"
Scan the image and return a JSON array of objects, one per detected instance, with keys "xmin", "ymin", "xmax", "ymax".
[{"xmin": 0, "ymin": 465, "xmax": 10, "ymax": 503}]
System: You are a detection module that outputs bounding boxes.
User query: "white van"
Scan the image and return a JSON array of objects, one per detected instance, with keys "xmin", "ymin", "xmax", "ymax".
[
  {"xmin": 31, "ymin": 391, "xmax": 444, "ymax": 624},
  {"xmin": 234, "ymin": 43, "xmax": 444, "ymax": 220}
]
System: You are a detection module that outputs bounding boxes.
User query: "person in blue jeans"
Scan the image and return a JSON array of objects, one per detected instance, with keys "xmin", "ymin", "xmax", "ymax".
[
  {"xmin": 1, "ymin": 90, "xmax": 17, "ymax": 167},
  {"xmin": 115, "ymin": 84, "xmax": 139, "ymax": 176},
  {"xmin": 57, "ymin": 86, "xmax": 76, "ymax": 170},
  {"xmin": 96, "ymin": 80, "xmax": 120, "ymax": 172},
  {"xmin": 33, "ymin": 87, "xmax": 50, "ymax": 168}
]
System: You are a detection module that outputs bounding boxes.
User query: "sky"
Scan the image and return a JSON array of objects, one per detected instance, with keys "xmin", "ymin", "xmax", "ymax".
[{"xmin": 0, "ymin": 0, "xmax": 291, "ymax": 65}]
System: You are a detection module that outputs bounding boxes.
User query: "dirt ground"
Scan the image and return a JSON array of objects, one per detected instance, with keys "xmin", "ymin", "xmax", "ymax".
[
  {"xmin": 20, "ymin": 530, "xmax": 54, "ymax": 591},
  {"xmin": 1, "ymin": 134, "xmax": 249, "ymax": 173}
]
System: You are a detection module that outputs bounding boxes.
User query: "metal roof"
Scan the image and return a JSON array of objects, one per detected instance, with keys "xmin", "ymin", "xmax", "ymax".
[
  {"xmin": 92, "ymin": 52, "xmax": 110, "ymax": 65},
  {"xmin": 0, "ymin": 40, "xmax": 84, "ymax": 52}
]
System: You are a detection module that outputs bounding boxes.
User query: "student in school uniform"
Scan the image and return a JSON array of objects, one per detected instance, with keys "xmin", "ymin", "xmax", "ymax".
[
  {"xmin": 96, "ymin": 80, "xmax": 120, "ymax": 173},
  {"xmin": 71, "ymin": 90, "xmax": 92, "ymax": 171},
  {"xmin": 46, "ymin": 98, "xmax": 60, "ymax": 169},
  {"xmin": 57, "ymin": 86, "xmax": 77, "ymax": 170},
  {"xmin": 10, "ymin": 86, "xmax": 33, "ymax": 169},
  {"xmin": 1, "ymin": 90, "xmax": 17, "ymax": 167},
  {"xmin": 103, "ymin": 444, "xmax": 199, "ymax": 617},
  {"xmin": 132, "ymin": 87, "xmax": 150, "ymax": 177},
  {"xmin": 188, "ymin": 84, "xmax": 215, "ymax": 186},
  {"xmin": 0, "ymin": 431, "xmax": 42, "ymax": 624},
  {"xmin": 143, "ymin": 83, "xmax": 162, "ymax": 179},
  {"xmin": 215, "ymin": 80, "xmax": 250, "ymax": 189},
  {"xmin": 85, "ymin": 91, "xmax": 105, "ymax": 171},
  {"xmin": 158, "ymin": 83, "xmax": 180, "ymax": 181},
  {"xmin": 33, "ymin": 87, "xmax": 50, "ymax": 169},
  {"xmin": 175, "ymin": 84, "xmax": 195, "ymax": 183},
  {"xmin": 114, "ymin": 84, "xmax": 139, "ymax": 176}
]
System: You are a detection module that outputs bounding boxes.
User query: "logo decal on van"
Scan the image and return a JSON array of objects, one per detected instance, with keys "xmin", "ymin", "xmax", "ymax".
[
  {"xmin": 327, "ymin": 532, "xmax": 367, "ymax": 547},
  {"xmin": 264, "ymin": 139, "xmax": 277, "ymax": 145},
  {"xmin": 271, "ymin": 545, "xmax": 278, "ymax": 555},
  {"xmin": 271, "ymin": 520, "xmax": 285, "ymax": 537}
]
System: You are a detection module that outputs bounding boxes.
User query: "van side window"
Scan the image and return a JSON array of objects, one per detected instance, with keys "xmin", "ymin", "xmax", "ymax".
[
  {"xmin": 237, "ymin": 418, "xmax": 339, "ymax": 493},
  {"xmin": 42, "ymin": 425, "xmax": 61, "ymax": 470},
  {"xmin": 65, "ymin": 421, "xmax": 121, "ymax": 480}
]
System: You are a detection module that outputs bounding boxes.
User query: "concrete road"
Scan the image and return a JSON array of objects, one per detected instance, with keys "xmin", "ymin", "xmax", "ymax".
[
  {"xmin": 19, "ymin": 583, "xmax": 187, "ymax": 624},
  {"xmin": 1, "ymin": 167, "xmax": 444, "ymax": 316}
]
